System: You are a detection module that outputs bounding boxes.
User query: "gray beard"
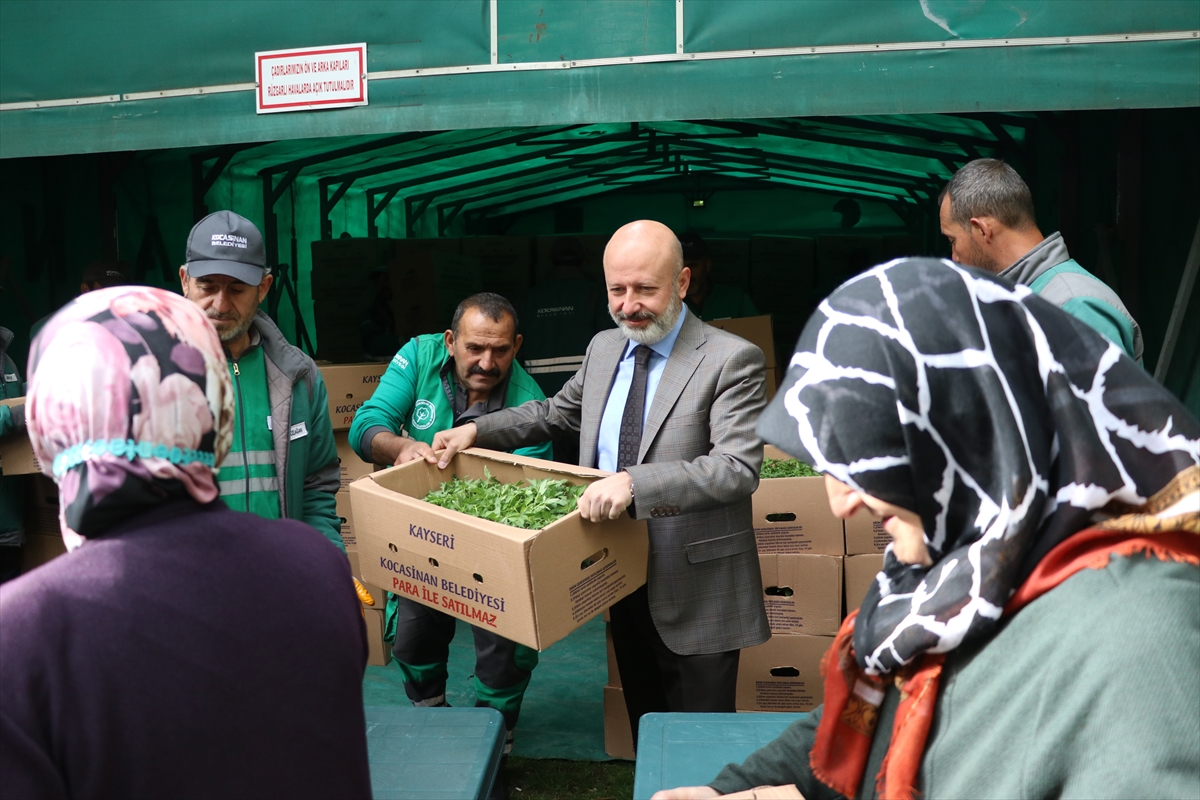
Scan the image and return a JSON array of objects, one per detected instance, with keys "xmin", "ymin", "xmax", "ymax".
[
  {"xmin": 611, "ymin": 292, "xmax": 683, "ymax": 346},
  {"xmin": 213, "ymin": 312, "xmax": 254, "ymax": 343}
]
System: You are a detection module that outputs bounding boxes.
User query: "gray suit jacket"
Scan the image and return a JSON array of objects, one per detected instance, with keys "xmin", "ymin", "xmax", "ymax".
[{"xmin": 474, "ymin": 310, "xmax": 771, "ymax": 655}]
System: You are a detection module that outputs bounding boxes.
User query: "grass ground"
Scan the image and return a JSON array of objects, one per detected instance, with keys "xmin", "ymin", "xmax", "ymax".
[{"xmin": 504, "ymin": 757, "xmax": 636, "ymax": 800}]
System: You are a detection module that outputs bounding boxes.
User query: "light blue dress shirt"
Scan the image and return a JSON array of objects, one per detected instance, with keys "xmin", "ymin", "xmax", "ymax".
[{"xmin": 596, "ymin": 307, "xmax": 689, "ymax": 473}]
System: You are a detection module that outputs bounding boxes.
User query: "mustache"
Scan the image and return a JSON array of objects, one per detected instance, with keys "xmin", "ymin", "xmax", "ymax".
[
  {"xmin": 614, "ymin": 310, "xmax": 659, "ymax": 323},
  {"xmin": 468, "ymin": 365, "xmax": 501, "ymax": 378},
  {"xmin": 206, "ymin": 310, "xmax": 239, "ymax": 322}
]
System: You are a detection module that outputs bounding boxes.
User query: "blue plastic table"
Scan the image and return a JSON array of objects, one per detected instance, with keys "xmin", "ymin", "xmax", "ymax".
[
  {"xmin": 633, "ymin": 712, "xmax": 808, "ymax": 800},
  {"xmin": 365, "ymin": 706, "xmax": 506, "ymax": 800}
]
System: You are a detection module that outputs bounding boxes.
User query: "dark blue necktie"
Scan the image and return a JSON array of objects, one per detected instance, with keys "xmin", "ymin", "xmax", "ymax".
[{"xmin": 616, "ymin": 345, "xmax": 653, "ymax": 471}]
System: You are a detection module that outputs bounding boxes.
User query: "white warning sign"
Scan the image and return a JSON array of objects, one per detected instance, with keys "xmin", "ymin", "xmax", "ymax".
[{"xmin": 256, "ymin": 43, "xmax": 367, "ymax": 114}]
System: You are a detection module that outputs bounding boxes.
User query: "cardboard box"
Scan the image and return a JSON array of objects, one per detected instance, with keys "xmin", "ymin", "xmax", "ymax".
[
  {"xmin": 24, "ymin": 475, "xmax": 59, "ymax": 536},
  {"xmin": 390, "ymin": 251, "xmax": 483, "ymax": 341},
  {"xmin": 759, "ymin": 554, "xmax": 842, "ymax": 636},
  {"xmin": 534, "ymin": 234, "xmax": 610, "ymax": 284},
  {"xmin": 310, "ymin": 238, "xmax": 398, "ymax": 363},
  {"xmin": 21, "ymin": 532, "xmax": 67, "ymax": 572},
  {"xmin": 707, "ymin": 315, "xmax": 777, "ymax": 370},
  {"xmin": 347, "ymin": 549, "xmax": 387, "ymax": 608},
  {"xmin": 752, "ymin": 445, "xmax": 843, "ymax": 555},
  {"xmin": 320, "ymin": 364, "xmax": 388, "ymax": 431},
  {"xmin": 0, "ymin": 397, "xmax": 39, "ymax": 476},
  {"xmin": 363, "ymin": 607, "xmax": 391, "ymax": 667},
  {"xmin": 605, "ymin": 621, "xmax": 621, "ymax": 688},
  {"xmin": 706, "ymin": 238, "xmax": 751, "ymax": 292},
  {"xmin": 461, "ymin": 236, "xmax": 534, "ymax": 304},
  {"xmin": 736, "ymin": 634, "xmax": 832, "ymax": 713},
  {"xmin": 335, "ymin": 430, "xmax": 379, "ymax": 490},
  {"xmin": 816, "ymin": 235, "xmax": 885, "ymax": 290},
  {"xmin": 352, "ymin": 448, "xmax": 649, "ymax": 651},
  {"xmin": 337, "ymin": 491, "xmax": 358, "ymax": 551},
  {"xmin": 707, "ymin": 315, "xmax": 777, "ymax": 400},
  {"xmin": 845, "ymin": 514, "xmax": 889, "ymax": 555},
  {"xmin": 844, "ymin": 554, "xmax": 885, "ymax": 614},
  {"xmin": 604, "ymin": 684, "xmax": 635, "ymax": 759}
]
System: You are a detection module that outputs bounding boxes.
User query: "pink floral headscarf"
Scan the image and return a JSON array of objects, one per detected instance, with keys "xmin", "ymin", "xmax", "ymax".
[{"xmin": 26, "ymin": 287, "xmax": 234, "ymax": 550}]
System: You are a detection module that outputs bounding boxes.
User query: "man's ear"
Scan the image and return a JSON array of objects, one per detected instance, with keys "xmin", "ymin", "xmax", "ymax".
[
  {"xmin": 970, "ymin": 216, "xmax": 998, "ymax": 244},
  {"xmin": 178, "ymin": 266, "xmax": 189, "ymax": 296},
  {"xmin": 512, "ymin": 333, "xmax": 523, "ymax": 358},
  {"xmin": 444, "ymin": 329, "xmax": 455, "ymax": 352},
  {"xmin": 256, "ymin": 274, "xmax": 274, "ymax": 303},
  {"xmin": 677, "ymin": 266, "xmax": 691, "ymax": 299}
]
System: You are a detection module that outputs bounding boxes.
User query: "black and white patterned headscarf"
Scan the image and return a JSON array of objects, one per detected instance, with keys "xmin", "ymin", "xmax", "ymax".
[{"xmin": 757, "ymin": 258, "xmax": 1200, "ymax": 675}]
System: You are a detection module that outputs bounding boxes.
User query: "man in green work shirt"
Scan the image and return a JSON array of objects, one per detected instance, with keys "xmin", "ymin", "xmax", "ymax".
[
  {"xmin": 679, "ymin": 232, "xmax": 758, "ymax": 321},
  {"xmin": 179, "ymin": 211, "xmax": 343, "ymax": 550},
  {"xmin": 939, "ymin": 158, "xmax": 1143, "ymax": 362},
  {"xmin": 348, "ymin": 292, "xmax": 551, "ymax": 751}
]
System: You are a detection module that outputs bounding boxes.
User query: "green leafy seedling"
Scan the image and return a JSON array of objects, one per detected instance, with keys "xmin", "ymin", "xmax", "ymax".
[
  {"xmin": 760, "ymin": 458, "xmax": 820, "ymax": 479},
  {"xmin": 423, "ymin": 467, "xmax": 586, "ymax": 530}
]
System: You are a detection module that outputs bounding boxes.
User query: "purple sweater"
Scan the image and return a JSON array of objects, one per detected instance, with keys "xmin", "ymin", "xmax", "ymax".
[{"xmin": 0, "ymin": 500, "xmax": 372, "ymax": 799}]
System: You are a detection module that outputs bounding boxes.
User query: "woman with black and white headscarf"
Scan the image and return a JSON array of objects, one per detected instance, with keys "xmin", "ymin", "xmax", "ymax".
[{"xmin": 654, "ymin": 258, "xmax": 1198, "ymax": 800}]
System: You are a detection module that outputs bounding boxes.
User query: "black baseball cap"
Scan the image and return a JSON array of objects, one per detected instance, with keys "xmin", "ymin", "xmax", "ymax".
[{"xmin": 185, "ymin": 211, "xmax": 267, "ymax": 285}]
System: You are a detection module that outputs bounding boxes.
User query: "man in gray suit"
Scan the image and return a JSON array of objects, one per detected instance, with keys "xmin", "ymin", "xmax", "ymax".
[{"xmin": 431, "ymin": 220, "xmax": 770, "ymax": 745}]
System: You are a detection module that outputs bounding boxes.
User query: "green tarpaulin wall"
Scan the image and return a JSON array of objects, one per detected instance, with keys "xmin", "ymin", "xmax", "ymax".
[{"xmin": 1, "ymin": 1, "xmax": 1198, "ymax": 412}]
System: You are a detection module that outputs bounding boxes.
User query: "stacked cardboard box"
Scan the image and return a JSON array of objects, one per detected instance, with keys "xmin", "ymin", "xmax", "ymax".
[
  {"xmin": 319, "ymin": 362, "xmax": 385, "ymax": 554},
  {"xmin": 815, "ymin": 235, "xmax": 885, "ymax": 291},
  {"xmin": 390, "ymin": 250, "xmax": 483, "ymax": 342},
  {"xmin": 749, "ymin": 236, "xmax": 816, "ymax": 369},
  {"xmin": 319, "ymin": 363, "xmax": 388, "ymax": 432},
  {"xmin": 845, "ymin": 515, "xmax": 890, "ymax": 557},
  {"xmin": 348, "ymin": 550, "xmax": 390, "ymax": 666},
  {"xmin": 741, "ymin": 444, "xmax": 842, "ymax": 713},
  {"xmin": 21, "ymin": 475, "xmax": 66, "ymax": 572},
  {"xmin": 844, "ymin": 553, "xmax": 886, "ymax": 614},
  {"xmin": 533, "ymin": 234, "xmax": 610, "ymax": 284},
  {"xmin": 707, "ymin": 315, "xmax": 778, "ymax": 400},
  {"xmin": 602, "ymin": 613, "xmax": 635, "ymax": 758},
  {"xmin": 736, "ymin": 633, "xmax": 832, "ymax": 713},
  {"xmin": 310, "ymin": 238, "xmax": 397, "ymax": 364},
  {"xmin": 706, "ymin": 238, "xmax": 752, "ymax": 293},
  {"xmin": 462, "ymin": 236, "xmax": 534, "ymax": 307}
]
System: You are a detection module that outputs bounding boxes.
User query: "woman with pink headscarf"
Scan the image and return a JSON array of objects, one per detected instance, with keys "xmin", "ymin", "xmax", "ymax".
[{"xmin": 0, "ymin": 287, "xmax": 370, "ymax": 798}]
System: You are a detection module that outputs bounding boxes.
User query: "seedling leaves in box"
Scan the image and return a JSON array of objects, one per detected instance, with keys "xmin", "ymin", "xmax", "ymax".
[
  {"xmin": 760, "ymin": 458, "xmax": 820, "ymax": 479},
  {"xmin": 423, "ymin": 468, "xmax": 585, "ymax": 530}
]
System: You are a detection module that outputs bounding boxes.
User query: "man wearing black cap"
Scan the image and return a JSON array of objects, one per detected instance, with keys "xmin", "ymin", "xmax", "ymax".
[{"xmin": 179, "ymin": 211, "xmax": 343, "ymax": 551}]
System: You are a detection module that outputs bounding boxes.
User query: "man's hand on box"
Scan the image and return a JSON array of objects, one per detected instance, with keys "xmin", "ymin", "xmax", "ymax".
[
  {"xmin": 577, "ymin": 471, "xmax": 634, "ymax": 522},
  {"xmin": 428, "ymin": 422, "xmax": 478, "ymax": 468},
  {"xmin": 393, "ymin": 438, "xmax": 434, "ymax": 466}
]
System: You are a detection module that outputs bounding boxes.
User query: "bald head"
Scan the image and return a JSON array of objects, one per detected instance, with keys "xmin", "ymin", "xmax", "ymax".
[
  {"xmin": 603, "ymin": 220, "xmax": 690, "ymax": 345},
  {"xmin": 604, "ymin": 220, "xmax": 684, "ymax": 282}
]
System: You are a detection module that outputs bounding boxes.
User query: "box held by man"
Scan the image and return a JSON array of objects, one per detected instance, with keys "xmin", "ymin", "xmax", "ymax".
[{"xmin": 351, "ymin": 448, "xmax": 649, "ymax": 651}]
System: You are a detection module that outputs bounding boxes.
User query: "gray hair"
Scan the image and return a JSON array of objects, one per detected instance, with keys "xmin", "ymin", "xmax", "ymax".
[
  {"xmin": 451, "ymin": 292, "xmax": 519, "ymax": 338},
  {"xmin": 939, "ymin": 159, "xmax": 1037, "ymax": 231}
]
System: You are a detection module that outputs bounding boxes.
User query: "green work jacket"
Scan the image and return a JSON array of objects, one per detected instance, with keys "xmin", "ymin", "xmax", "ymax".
[
  {"xmin": 349, "ymin": 333, "xmax": 552, "ymax": 462},
  {"xmin": 224, "ymin": 313, "xmax": 343, "ymax": 552}
]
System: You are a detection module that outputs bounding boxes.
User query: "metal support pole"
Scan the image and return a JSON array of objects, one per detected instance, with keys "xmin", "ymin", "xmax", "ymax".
[
  {"xmin": 676, "ymin": 0, "xmax": 684, "ymax": 54},
  {"xmin": 490, "ymin": 0, "xmax": 498, "ymax": 64},
  {"xmin": 1154, "ymin": 215, "xmax": 1200, "ymax": 384}
]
